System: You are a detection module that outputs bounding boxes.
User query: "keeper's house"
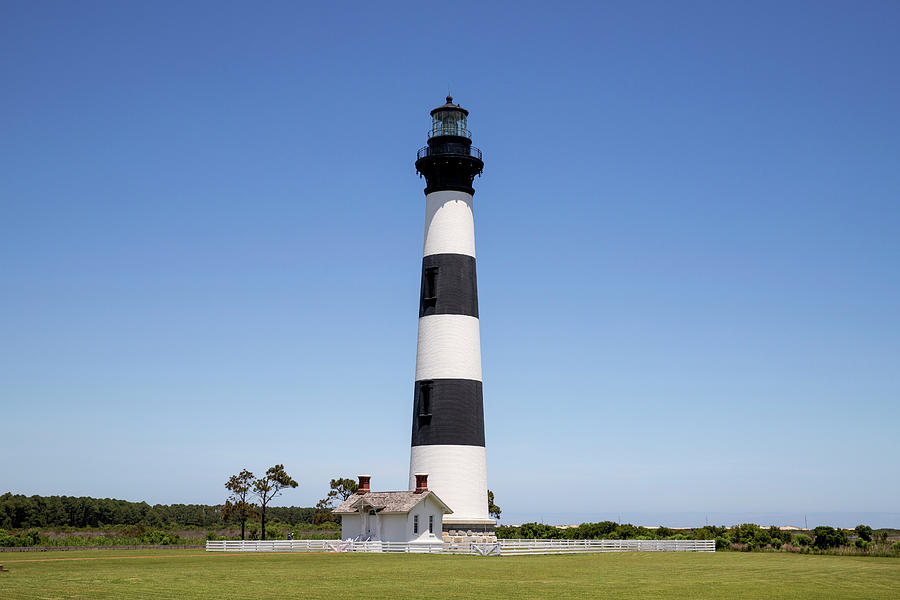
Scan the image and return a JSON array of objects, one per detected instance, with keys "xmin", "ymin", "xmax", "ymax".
[{"xmin": 333, "ymin": 474, "xmax": 451, "ymax": 544}]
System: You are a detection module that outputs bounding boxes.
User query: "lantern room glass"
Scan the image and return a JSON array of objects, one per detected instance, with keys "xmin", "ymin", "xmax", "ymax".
[{"xmin": 431, "ymin": 109, "xmax": 469, "ymax": 138}]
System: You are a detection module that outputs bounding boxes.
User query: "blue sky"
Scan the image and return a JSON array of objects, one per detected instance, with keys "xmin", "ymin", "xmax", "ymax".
[{"xmin": 2, "ymin": 1, "xmax": 898, "ymax": 527}]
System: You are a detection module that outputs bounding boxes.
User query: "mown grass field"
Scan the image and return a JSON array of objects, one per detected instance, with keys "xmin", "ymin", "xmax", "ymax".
[{"xmin": 1, "ymin": 548, "xmax": 898, "ymax": 599}]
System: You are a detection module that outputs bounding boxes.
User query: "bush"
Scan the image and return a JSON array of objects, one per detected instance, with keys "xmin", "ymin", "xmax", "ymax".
[
  {"xmin": 855, "ymin": 538, "xmax": 872, "ymax": 550},
  {"xmin": 794, "ymin": 534, "xmax": 812, "ymax": 546},
  {"xmin": 518, "ymin": 522, "xmax": 560, "ymax": 539},
  {"xmin": 693, "ymin": 525, "xmax": 727, "ymax": 540},
  {"xmin": 0, "ymin": 529, "xmax": 42, "ymax": 547},
  {"xmin": 891, "ymin": 541, "xmax": 900, "ymax": 553},
  {"xmin": 854, "ymin": 524, "xmax": 873, "ymax": 542},
  {"xmin": 141, "ymin": 530, "xmax": 182, "ymax": 545},
  {"xmin": 812, "ymin": 526, "xmax": 847, "ymax": 549},
  {"xmin": 730, "ymin": 523, "xmax": 762, "ymax": 547},
  {"xmin": 655, "ymin": 526, "xmax": 673, "ymax": 538},
  {"xmin": 265, "ymin": 525, "xmax": 283, "ymax": 540},
  {"xmin": 714, "ymin": 536, "xmax": 729, "ymax": 550}
]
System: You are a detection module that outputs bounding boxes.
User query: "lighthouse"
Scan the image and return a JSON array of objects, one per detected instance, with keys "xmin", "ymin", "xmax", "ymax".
[{"xmin": 409, "ymin": 97, "xmax": 494, "ymax": 534}]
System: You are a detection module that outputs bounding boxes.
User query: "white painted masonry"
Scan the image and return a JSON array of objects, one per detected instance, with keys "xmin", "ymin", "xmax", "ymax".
[
  {"xmin": 415, "ymin": 314, "xmax": 483, "ymax": 381},
  {"xmin": 409, "ymin": 445, "xmax": 491, "ymax": 526},
  {"xmin": 423, "ymin": 190, "xmax": 476, "ymax": 258},
  {"xmin": 338, "ymin": 494, "xmax": 447, "ymax": 543}
]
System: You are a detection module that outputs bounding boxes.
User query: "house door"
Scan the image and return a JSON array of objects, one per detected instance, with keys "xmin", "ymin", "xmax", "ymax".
[{"xmin": 366, "ymin": 510, "xmax": 377, "ymax": 538}]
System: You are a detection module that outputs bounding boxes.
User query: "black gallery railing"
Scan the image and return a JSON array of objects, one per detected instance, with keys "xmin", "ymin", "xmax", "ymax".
[{"xmin": 417, "ymin": 145, "xmax": 483, "ymax": 161}]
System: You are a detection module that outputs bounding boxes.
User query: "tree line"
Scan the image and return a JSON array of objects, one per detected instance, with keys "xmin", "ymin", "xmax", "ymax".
[
  {"xmin": 0, "ymin": 492, "xmax": 322, "ymax": 530},
  {"xmin": 496, "ymin": 521, "xmax": 900, "ymax": 554}
]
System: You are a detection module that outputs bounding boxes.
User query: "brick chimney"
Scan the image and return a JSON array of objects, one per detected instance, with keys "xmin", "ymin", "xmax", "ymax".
[
  {"xmin": 357, "ymin": 474, "xmax": 371, "ymax": 495},
  {"xmin": 414, "ymin": 473, "xmax": 428, "ymax": 494}
]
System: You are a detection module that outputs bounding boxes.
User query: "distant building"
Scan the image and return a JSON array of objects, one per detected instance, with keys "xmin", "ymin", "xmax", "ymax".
[{"xmin": 333, "ymin": 474, "xmax": 451, "ymax": 544}]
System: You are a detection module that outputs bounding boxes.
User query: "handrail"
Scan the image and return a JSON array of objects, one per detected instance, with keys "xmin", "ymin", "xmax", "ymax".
[{"xmin": 417, "ymin": 145, "xmax": 482, "ymax": 161}]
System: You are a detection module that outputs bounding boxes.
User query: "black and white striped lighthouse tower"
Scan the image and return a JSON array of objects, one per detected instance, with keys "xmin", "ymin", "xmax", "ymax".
[{"xmin": 410, "ymin": 97, "xmax": 494, "ymax": 532}]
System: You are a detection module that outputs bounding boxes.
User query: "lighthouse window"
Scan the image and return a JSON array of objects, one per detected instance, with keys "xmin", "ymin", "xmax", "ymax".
[
  {"xmin": 432, "ymin": 110, "xmax": 468, "ymax": 137},
  {"xmin": 418, "ymin": 382, "xmax": 432, "ymax": 418},
  {"xmin": 429, "ymin": 515, "xmax": 434, "ymax": 534},
  {"xmin": 413, "ymin": 515, "xmax": 419, "ymax": 534},
  {"xmin": 423, "ymin": 266, "xmax": 438, "ymax": 301}
]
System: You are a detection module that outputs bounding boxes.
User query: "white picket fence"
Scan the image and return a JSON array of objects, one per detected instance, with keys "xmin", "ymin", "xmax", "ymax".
[{"xmin": 206, "ymin": 538, "xmax": 714, "ymax": 555}]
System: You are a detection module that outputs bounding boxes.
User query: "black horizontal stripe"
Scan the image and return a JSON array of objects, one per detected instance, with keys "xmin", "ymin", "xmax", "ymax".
[
  {"xmin": 419, "ymin": 254, "xmax": 478, "ymax": 318},
  {"xmin": 411, "ymin": 379, "xmax": 485, "ymax": 447}
]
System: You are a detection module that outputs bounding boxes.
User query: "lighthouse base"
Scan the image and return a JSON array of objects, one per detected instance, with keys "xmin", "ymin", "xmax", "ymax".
[{"xmin": 442, "ymin": 517, "xmax": 497, "ymax": 544}]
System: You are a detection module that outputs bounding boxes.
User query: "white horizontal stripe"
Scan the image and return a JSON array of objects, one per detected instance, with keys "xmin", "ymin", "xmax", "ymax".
[
  {"xmin": 423, "ymin": 190, "xmax": 476, "ymax": 258},
  {"xmin": 409, "ymin": 445, "xmax": 491, "ymax": 524},
  {"xmin": 415, "ymin": 314, "xmax": 482, "ymax": 382}
]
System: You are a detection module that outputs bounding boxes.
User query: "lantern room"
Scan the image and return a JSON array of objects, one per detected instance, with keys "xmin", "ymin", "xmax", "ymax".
[{"xmin": 429, "ymin": 96, "xmax": 470, "ymax": 139}]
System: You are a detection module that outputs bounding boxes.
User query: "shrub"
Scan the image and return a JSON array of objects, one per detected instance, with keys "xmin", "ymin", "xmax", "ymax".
[
  {"xmin": 794, "ymin": 534, "xmax": 812, "ymax": 546},
  {"xmin": 518, "ymin": 522, "xmax": 561, "ymax": 539},
  {"xmin": 813, "ymin": 526, "xmax": 847, "ymax": 549},
  {"xmin": 891, "ymin": 541, "xmax": 900, "ymax": 553},
  {"xmin": 714, "ymin": 536, "xmax": 729, "ymax": 550},
  {"xmin": 854, "ymin": 524, "xmax": 873, "ymax": 542},
  {"xmin": 573, "ymin": 521, "xmax": 617, "ymax": 539},
  {"xmin": 265, "ymin": 525, "xmax": 283, "ymax": 540},
  {"xmin": 495, "ymin": 526, "xmax": 518, "ymax": 539},
  {"xmin": 693, "ymin": 525, "xmax": 727, "ymax": 540},
  {"xmin": 141, "ymin": 530, "xmax": 182, "ymax": 545},
  {"xmin": 655, "ymin": 526, "xmax": 673, "ymax": 538},
  {"xmin": 730, "ymin": 523, "xmax": 762, "ymax": 547},
  {"xmin": 855, "ymin": 539, "xmax": 871, "ymax": 550}
]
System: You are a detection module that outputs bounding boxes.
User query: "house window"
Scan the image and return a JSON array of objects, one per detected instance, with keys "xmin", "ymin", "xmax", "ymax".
[
  {"xmin": 413, "ymin": 515, "xmax": 419, "ymax": 534},
  {"xmin": 429, "ymin": 515, "xmax": 434, "ymax": 534}
]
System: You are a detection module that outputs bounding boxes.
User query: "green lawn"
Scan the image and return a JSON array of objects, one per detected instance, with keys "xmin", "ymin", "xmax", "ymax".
[{"xmin": 1, "ymin": 548, "xmax": 898, "ymax": 599}]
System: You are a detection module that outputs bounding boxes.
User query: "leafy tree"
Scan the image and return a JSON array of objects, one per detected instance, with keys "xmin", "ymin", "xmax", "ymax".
[
  {"xmin": 854, "ymin": 524, "xmax": 873, "ymax": 542},
  {"xmin": 327, "ymin": 478, "xmax": 359, "ymax": 502},
  {"xmin": 730, "ymin": 523, "xmax": 765, "ymax": 548},
  {"xmin": 574, "ymin": 521, "xmax": 618, "ymax": 539},
  {"xmin": 518, "ymin": 522, "xmax": 560, "ymax": 539},
  {"xmin": 812, "ymin": 526, "xmax": 847, "ymax": 549},
  {"xmin": 487, "ymin": 490, "xmax": 501, "ymax": 521},
  {"xmin": 315, "ymin": 477, "xmax": 358, "ymax": 524},
  {"xmin": 253, "ymin": 465, "xmax": 299, "ymax": 540},
  {"xmin": 224, "ymin": 469, "xmax": 257, "ymax": 540}
]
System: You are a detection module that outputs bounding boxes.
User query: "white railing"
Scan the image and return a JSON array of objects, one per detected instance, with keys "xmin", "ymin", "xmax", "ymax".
[
  {"xmin": 498, "ymin": 539, "xmax": 715, "ymax": 555},
  {"xmin": 206, "ymin": 540, "xmax": 342, "ymax": 552},
  {"xmin": 207, "ymin": 538, "xmax": 714, "ymax": 555}
]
